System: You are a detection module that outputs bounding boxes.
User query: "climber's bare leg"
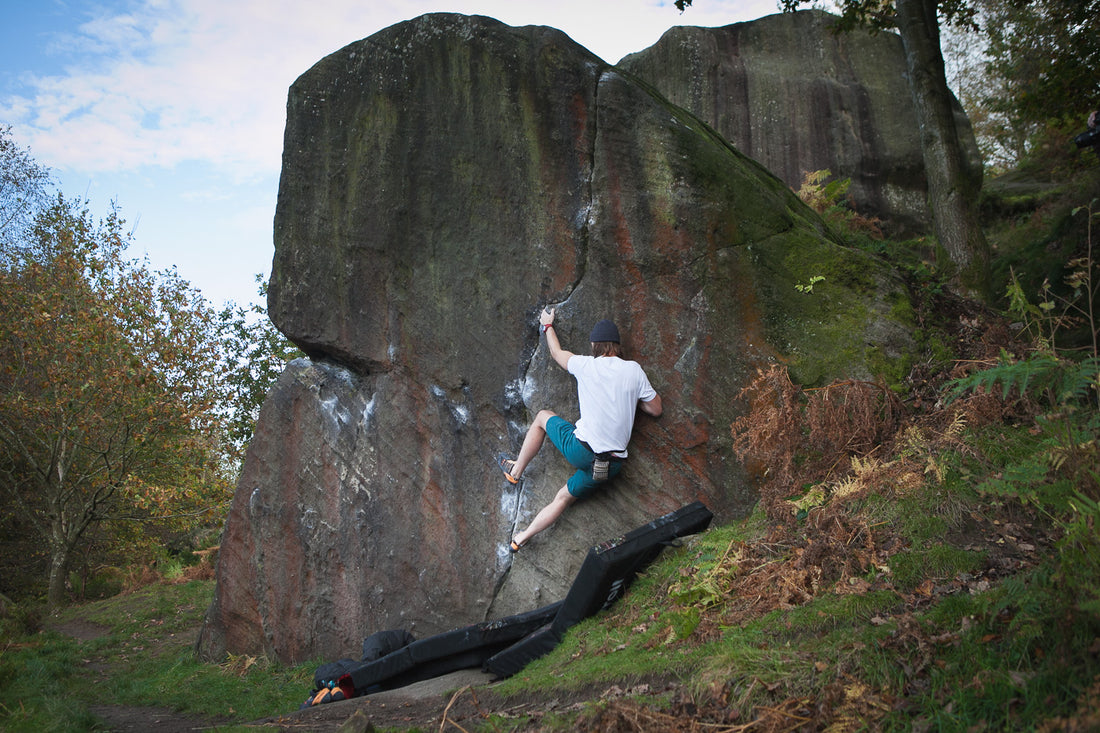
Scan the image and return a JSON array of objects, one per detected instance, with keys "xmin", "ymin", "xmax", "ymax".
[
  {"xmin": 513, "ymin": 484, "xmax": 575, "ymax": 547},
  {"xmin": 504, "ymin": 409, "xmax": 556, "ymax": 481}
]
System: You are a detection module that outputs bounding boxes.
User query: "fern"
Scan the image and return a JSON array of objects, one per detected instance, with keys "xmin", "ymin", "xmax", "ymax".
[
  {"xmin": 975, "ymin": 453, "xmax": 1053, "ymax": 501},
  {"xmin": 1060, "ymin": 355, "xmax": 1100, "ymax": 406},
  {"xmin": 796, "ymin": 169, "xmax": 846, "ymax": 214},
  {"xmin": 950, "ymin": 350, "xmax": 1100, "ymax": 502},
  {"xmin": 948, "ymin": 351, "xmax": 1100, "ymax": 408},
  {"xmin": 794, "ymin": 169, "xmax": 883, "ymax": 239}
]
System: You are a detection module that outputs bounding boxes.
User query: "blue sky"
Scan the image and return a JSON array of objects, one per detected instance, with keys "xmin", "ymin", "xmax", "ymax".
[{"xmin": 1, "ymin": 0, "xmax": 781, "ymax": 308}]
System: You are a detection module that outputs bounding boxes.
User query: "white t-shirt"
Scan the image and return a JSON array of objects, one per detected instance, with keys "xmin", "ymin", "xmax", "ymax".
[{"xmin": 567, "ymin": 355, "xmax": 657, "ymax": 456}]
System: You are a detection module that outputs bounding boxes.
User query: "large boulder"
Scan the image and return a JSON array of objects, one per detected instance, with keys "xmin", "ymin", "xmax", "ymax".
[
  {"xmin": 618, "ymin": 9, "xmax": 983, "ymax": 236},
  {"xmin": 198, "ymin": 13, "xmax": 916, "ymax": 664}
]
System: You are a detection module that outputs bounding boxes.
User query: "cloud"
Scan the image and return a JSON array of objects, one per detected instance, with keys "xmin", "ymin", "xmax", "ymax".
[
  {"xmin": 1, "ymin": 0, "xmax": 786, "ymax": 307},
  {"xmin": 7, "ymin": 0, "xmax": 310, "ymax": 176},
  {"xmin": 4, "ymin": 0, "xmax": 781, "ymax": 180}
]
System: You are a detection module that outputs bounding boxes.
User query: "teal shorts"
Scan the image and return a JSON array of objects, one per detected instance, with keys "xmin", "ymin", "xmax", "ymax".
[{"xmin": 545, "ymin": 415, "xmax": 623, "ymax": 498}]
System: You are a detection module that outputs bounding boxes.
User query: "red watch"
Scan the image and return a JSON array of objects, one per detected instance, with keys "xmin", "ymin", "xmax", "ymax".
[{"xmin": 542, "ymin": 323, "xmax": 554, "ymax": 332}]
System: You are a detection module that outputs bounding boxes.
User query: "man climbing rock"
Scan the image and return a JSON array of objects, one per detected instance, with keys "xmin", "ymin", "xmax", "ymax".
[{"xmin": 500, "ymin": 307, "xmax": 662, "ymax": 551}]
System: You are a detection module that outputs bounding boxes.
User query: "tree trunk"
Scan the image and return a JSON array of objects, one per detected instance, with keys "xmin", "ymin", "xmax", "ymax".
[
  {"xmin": 47, "ymin": 540, "xmax": 71, "ymax": 608},
  {"xmin": 895, "ymin": 0, "xmax": 991, "ymax": 300}
]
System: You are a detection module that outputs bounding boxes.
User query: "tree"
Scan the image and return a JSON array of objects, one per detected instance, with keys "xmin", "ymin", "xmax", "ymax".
[
  {"xmin": 0, "ymin": 125, "xmax": 51, "ymax": 255},
  {"xmin": 982, "ymin": 0, "xmax": 1100, "ymax": 153},
  {"xmin": 938, "ymin": 0, "xmax": 1100, "ymax": 172},
  {"xmin": 0, "ymin": 194, "xmax": 230, "ymax": 606},
  {"xmin": 215, "ymin": 276, "xmax": 303, "ymax": 464},
  {"xmin": 675, "ymin": 0, "xmax": 992, "ymax": 299},
  {"xmin": 940, "ymin": 16, "xmax": 1025, "ymax": 171}
]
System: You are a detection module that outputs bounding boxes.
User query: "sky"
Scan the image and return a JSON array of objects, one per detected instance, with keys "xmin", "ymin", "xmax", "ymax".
[{"xmin": 1, "ymin": 0, "xmax": 783, "ymax": 308}]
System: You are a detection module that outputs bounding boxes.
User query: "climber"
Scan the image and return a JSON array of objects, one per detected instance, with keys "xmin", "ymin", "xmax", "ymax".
[{"xmin": 499, "ymin": 307, "xmax": 662, "ymax": 551}]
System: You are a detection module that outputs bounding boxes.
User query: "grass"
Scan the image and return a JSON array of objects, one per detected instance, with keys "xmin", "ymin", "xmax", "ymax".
[
  {"xmin": 3, "ymin": 200, "xmax": 1099, "ymax": 731},
  {"xmin": 0, "ymin": 580, "xmax": 316, "ymax": 731},
  {"xmin": 482, "ymin": 401, "xmax": 1100, "ymax": 731},
  {"xmin": 0, "ymin": 430, "xmax": 1097, "ymax": 731},
  {"xmin": 2, "ymin": 405, "xmax": 1097, "ymax": 732}
]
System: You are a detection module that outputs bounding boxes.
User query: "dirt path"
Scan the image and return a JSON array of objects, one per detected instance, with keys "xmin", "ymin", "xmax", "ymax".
[
  {"xmin": 252, "ymin": 670, "xmax": 507, "ymax": 731},
  {"xmin": 49, "ymin": 610, "xmax": 566, "ymax": 732},
  {"xmin": 85, "ymin": 678, "xmax": 480, "ymax": 732},
  {"xmin": 249, "ymin": 671, "xmax": 673, "ymax": 732},
  {"xmin": 88, "ymin": 704, "xmax": 236, "ymax": 733},
  {"xmin": 49, "ymin": 612, "xmax": 564, "ymax": 732},
  {"xmin": 85, "ymin": 668, "xmax": 596, "ymax": 732}
]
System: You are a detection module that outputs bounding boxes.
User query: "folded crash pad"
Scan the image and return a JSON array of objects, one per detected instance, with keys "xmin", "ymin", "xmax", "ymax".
[
  {"xmin": 308, "ymin": 501, "xmax": 713, "ymax": 700},
  {"xmin": 341, "ymin": 600, "xmax": 563, "ymax": 695},
  {"xmin": 484, "ymin": 501, "xmax": 713, "ymax": 678}
]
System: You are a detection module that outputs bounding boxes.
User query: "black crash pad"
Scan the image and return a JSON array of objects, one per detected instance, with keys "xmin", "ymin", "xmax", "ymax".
[
  {"xmin": 342, "ymin": 600, "xmax": 563, "ymax": 695},
  {"xmin": 483, "ymin": 501, "xmax": 713, "ymax": 678},
  {"xmin": 309, "ymin": 501, "xmax": 713, "ymax": 700}
]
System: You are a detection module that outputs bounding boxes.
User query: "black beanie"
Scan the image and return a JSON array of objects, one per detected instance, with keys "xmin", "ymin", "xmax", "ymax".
[{"xmin": 589, "ymin": 319, "xmax": 620, "ymax": 343}]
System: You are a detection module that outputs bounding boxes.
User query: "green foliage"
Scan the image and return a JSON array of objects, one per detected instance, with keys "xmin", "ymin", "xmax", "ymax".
[
  {"xmin": 0, "ymin": 125, "xmax": 51, "ymax": 256},
  {"xmin": 68, "ymin": 566, "xmax": 124, "ymax": 601},
  {"xmin": 950, "ymin": 349, "xmax": 1099, "ymax": 408},
  {"xmin": 0, "ymin": 135, "xmax": 304, "ymax": 605},
  {"xmin": 949, "ymin": 211, "xmax": 1100, "ymax": 507},
  {"xmin": 982, "ymin": 0, "xmax": 1100, "ymax": 131},
  {"xmin": 214, "ymin": 276, "xmax": 302, "ymax": 463},
  {"xmin": 795, "ymin": 275, "xmax": 825, "ymax": 294},
  {"xmin": 0, "ymin": 193, "xmax": 232, "ymax": 605},
  {"xmin": 666, "ymin": 533, "xmax": 743, "ymax": 609},
  {"xmin": 936, "ymin": 553, "xmax": 1100, "ymax": 728},
  {"xmin": 796, "ymin": 169, "xmax": 851, "ymax": 213},
  {"xmin": 1058, "ymin": 491, "xmax": 1100, "ymax": 615},
  {"xmin": 794, "ymin": 169, "xmax": 884, "ymax": 240},
  {"xmin": 0, "ymin": 598, "xmax": 45, "ymax": 638},
  {"xmin": 1001, "ymin": 235, "xmax": 1099, "ymax": 356},
  {"xmin": 942, "ymin": 0, "xmax": 1100, "ymax": 172}
]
